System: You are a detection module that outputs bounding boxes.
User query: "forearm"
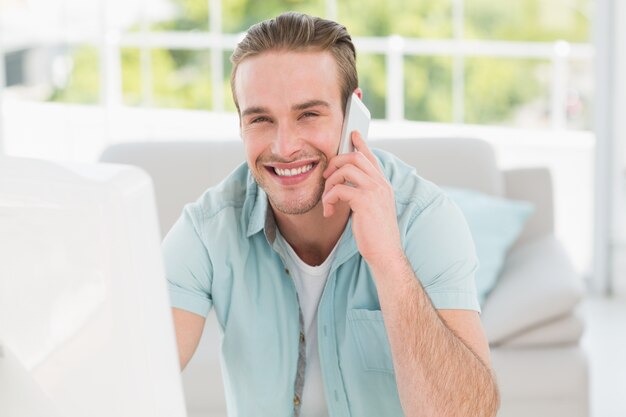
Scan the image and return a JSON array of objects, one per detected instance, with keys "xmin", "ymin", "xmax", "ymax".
[
  {"xmin": 370, "ymin": 253, "xmax": 500, "ymax": 417},
  {"xmin": 321, "ymin": 134, "xmax": 499, "ymax": 414}
]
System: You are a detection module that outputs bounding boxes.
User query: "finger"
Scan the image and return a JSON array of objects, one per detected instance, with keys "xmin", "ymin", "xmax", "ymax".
[
  {"xmin": 323, "ymin": 147, "xmax": 379, "ymax": 179},
  {"xmin": 322, "ymin": 183, "xmax": 358, "ymax": 217},
  {"xmin": 323, "ymin": 164, "xmax": 371, "ymax": 196},
  {"xmin": 351, "ymin": 131, "xmax": 383, "ymax": 174}
]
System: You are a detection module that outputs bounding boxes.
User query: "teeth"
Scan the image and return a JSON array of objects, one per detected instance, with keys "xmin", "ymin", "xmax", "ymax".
[{"xmin": 274, "ymin": 164, "xmax": 314, "ymax": 177}]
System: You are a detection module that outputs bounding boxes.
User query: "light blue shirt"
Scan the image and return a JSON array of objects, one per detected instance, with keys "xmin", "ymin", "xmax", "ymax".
[{"xmin": 163, "ymin": 148, "xmax": 480, "ymax": 417}]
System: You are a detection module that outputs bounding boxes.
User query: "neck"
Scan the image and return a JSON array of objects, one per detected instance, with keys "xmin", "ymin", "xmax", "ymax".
[{"xmin": 273, "ymin": 201, "xmax": 350, "ymax": 266}]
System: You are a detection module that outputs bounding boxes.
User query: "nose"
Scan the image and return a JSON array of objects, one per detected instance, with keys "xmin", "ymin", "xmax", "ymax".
[{"xmin": 271, "ymin": 121, "xmax": 301, "ymax": 159}]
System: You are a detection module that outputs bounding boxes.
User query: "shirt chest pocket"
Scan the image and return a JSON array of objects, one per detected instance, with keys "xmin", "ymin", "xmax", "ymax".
[{"xmin": 347, "ymin": 309, "xmax": 395, "ymax": 374}]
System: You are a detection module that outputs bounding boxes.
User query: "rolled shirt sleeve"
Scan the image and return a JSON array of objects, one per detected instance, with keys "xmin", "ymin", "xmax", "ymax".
[
  {"xmin": 403, "ymin": 192, "xmax": 481, "ymax": 313},
  {"xmin": 162, "ymin": 205, "xmax": 214, "ymax": 317}
]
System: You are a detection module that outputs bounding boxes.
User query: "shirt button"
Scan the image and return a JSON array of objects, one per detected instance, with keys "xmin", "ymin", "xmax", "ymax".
[
  {"xmin": 300, "ymin": 332, "xmax": 305, "ymax": 343},
  {"xmin": 285, "ymin": 268, "xmax": 290, "ymax": 276},
  {"xmin": 293, "ymin": 394, "xmax": 300, "ymax": 406}
]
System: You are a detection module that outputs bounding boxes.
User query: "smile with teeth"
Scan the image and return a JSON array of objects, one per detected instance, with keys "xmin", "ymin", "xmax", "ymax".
[{"xmin": 273, "ymin": 163, "xmax": 314, "ymax": 177}]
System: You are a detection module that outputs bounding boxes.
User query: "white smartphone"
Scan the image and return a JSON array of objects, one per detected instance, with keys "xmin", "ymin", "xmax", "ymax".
[{"xmin": 337, "ymin": 93, "xmax": 371, "ymax": 154}]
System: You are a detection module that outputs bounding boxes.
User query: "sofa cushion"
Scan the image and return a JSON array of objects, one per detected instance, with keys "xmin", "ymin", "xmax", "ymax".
[
  {"xmin": 100, "ymin": 141, "xmax": 245, "ymax": 236},
  {"xmin": 503, "ymin": 167, "xmax": 554, "ymax": 246},
  {"xmin": 481, "ymin": 235, "xmax": 584, "ymax": 344},
  {"xmin": 444, "ymin": 187, "xmax": 534, "ymax": 306}
]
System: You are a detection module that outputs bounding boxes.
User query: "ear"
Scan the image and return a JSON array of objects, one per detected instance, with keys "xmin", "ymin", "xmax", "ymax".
[{"xmin": 354, "ymin": 87, "xmax": 363, "ymax": 100}]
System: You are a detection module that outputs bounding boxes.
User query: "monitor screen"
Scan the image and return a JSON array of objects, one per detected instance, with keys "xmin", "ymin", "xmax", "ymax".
[{"xmin": 0, "ymin": 156, "xmax": 187, "ymax": 417}]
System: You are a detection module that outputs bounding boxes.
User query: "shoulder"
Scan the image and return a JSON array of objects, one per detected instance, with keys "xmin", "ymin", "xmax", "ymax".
[
  {"xmin": 372, "ymin": 150, "xmax": 479, "ymax": 310},
  {"xmin": 372, "ymin": 147, "xmax": 448, "ymax": 219}
]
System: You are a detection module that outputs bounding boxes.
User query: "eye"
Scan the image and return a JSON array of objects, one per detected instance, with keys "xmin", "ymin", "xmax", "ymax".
[
  {"xmin": 299, "ymin": 111, "xmax": 319, "ymax": 120},
  {"xmin": 250, "ymin": 116, "xmax": 271, "ymax": 124}
]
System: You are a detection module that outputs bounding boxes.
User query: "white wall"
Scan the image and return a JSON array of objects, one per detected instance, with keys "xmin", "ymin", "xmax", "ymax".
[
  {"xmin": 593, "ymin": 0, "xmax": 626, "ymax": 295},
  {"xmin": 609, "ymin": 0, "xmax": 626, "ymax": 295},
  {"xmin": 0, "ymin": 17, "xmax": 6, "ymax": 156}
]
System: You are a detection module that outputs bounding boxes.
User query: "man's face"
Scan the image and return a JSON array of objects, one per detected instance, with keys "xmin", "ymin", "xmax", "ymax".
[{"xmin": 235, "ymin": 50, "xmax": 345, "ymax": 216}]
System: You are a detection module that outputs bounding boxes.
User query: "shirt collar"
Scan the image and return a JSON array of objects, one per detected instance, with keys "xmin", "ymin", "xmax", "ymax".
[
  {"xmin": 245, "ymin": 172, "xmax": 270, "ymax": 239},
  {"xmin": 244, "ymin": 170, "xmax": 358, "ymax": 263},
  {"xmin": 332, "ymin": 216, "xmax": 358, "ymax": 267}
]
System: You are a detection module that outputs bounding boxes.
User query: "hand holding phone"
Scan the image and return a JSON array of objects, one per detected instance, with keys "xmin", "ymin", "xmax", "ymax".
[{"xmin": 337, "ymin": 93, "xmax": 371, "ymax": 155}]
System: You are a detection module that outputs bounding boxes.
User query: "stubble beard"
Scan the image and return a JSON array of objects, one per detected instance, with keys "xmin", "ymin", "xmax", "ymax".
[{"xmin": 252, "ymin": 152, "xmax": 328, "ymax": 216}]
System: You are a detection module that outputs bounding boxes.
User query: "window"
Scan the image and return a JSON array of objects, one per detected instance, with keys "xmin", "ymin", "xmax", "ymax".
[{"xmin": 0, "ymin": 0, "xmax": 593, "ymax": 159}]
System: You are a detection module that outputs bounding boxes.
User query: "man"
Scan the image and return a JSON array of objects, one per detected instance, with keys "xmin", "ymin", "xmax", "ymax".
[{"xmin": 163, "ymin": 11, "xmax": 500, "ymax": 417}]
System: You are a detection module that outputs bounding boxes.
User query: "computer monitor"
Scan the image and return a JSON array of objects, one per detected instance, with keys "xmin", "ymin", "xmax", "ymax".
[{"xmin": 0, "ymin": 156, "xmax": 187, "ymax": 417}]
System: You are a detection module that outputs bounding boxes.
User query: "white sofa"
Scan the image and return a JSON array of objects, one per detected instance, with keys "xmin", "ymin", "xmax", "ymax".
[{"xmin": 100, "ymin": 137, "xmax": 588, "ymax": 417}]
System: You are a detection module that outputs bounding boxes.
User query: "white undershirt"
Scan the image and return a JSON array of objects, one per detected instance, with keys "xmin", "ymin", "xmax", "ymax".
[{"xmin": 275, "ymin": 230, "xmax": 338, "ymax": 417}]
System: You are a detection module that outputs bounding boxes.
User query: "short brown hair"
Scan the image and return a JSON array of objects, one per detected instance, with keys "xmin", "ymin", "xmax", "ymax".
[{"xmin": 230, "ymin": 12, "xmax": 358, "ymax": 113}]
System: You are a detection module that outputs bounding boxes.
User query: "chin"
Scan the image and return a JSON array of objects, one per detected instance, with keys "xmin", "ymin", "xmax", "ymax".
[{"xmin": 269, "ymin": 191, "xmax": 323, "ymax": 216}]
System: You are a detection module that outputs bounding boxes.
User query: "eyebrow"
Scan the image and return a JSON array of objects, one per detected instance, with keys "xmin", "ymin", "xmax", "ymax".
[
  {"xmin": 291, "ymin": 100, "xmax": 331, "ymax": 111},
  {"xmin": 241, "ymin": 106, "xmax": 268, "ymax": 118},
  {"xmin": 240, "ymin": 100, "xmax": 331, "ymax": 118}
]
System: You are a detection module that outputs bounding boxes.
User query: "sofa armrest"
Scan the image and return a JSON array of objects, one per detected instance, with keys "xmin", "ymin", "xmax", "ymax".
[
  {"xmin": 497, "ymin": 310, "xmax": 584, "ymax": 348},
  {"xmin": 502, "ymin": 167, "xmax": 554, "ymax": 247}
]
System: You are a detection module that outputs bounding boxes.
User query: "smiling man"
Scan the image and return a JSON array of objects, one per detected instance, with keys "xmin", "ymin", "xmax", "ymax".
[{"xmin": 163, "ymin": 11, "xmax": 500, "ymax": 417}]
